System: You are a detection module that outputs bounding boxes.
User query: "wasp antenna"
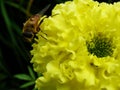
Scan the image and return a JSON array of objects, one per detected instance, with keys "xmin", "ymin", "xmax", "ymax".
[{"xmin": 38, "ymin": 4, "xmax": 51, "ymax": 15}]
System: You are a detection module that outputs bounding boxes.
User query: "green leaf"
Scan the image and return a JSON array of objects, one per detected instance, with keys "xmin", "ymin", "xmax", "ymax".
[
  {"xmin": 11, "ymin": 20, "xmax": 21, "ymax": 35},
  {"xmin": 20, "ymin": 81, "xmax": 35, "ymax": 88},
  {"xmin": 33, "ymin": 88, "xmax": 38, "ymax": 90},
  {"xmin": 14, "ymin": 74, "xmax": 32, "ymax": 81},
  {"xmin": 28, "ymin": 66, "xmax": 36, "ymax": 80},
  {"xmin": 1, "ymin": 0, "xmax": 17, "ymax": 45}
]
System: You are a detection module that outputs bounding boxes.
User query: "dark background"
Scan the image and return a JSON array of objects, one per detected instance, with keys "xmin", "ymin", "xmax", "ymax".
[{"xmin": 0, "ymin": 0, "xmax": 120, "ymax": 89}]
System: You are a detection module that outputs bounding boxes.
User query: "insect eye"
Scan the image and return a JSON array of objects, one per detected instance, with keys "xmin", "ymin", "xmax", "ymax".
[{"xmin": 23, "ymin": 32, "xmax": 33, "ymax": 38}]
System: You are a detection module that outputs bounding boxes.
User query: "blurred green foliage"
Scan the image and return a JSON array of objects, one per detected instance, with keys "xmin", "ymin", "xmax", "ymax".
[{"xmin": 0, "ymin": 0, "xmax": 119, "ymax": 90}]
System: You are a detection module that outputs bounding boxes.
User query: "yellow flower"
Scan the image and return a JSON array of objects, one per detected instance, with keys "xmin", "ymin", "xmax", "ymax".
[{"xmin": 31, "ymin": 0, "xmax": 120, "ymax": 90}]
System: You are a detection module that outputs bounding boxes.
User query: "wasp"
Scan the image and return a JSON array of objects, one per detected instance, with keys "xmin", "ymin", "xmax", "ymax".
[{"xmin": 22, "ymin": 4, "xmax": 50, "ymax": 43}]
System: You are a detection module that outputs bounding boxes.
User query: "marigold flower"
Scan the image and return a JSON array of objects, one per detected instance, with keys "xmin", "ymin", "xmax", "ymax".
[{"xmin": 31, "ymin": 0, "xmax": 120, "ymax": 90}]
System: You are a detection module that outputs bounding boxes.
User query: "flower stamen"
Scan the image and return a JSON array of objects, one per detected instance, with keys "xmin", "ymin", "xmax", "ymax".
[{"xmin": 87, "ymin": 33, "xmax": 115, "ymax": 58}]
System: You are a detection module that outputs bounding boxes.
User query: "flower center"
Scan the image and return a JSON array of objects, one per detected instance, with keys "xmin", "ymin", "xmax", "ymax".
[{"xmin": 87, "ymin": 33, "xmax": 114, "ymax": 58}]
